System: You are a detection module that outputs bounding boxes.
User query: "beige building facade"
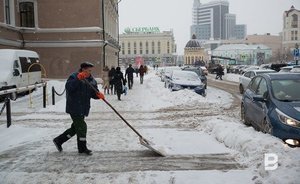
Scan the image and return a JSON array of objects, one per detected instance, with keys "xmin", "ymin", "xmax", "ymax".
[
  {"xmin": 282, "ymin": 5, "xmax": 300, "ymax": 60},
  {"xmin": 119, "ymin": 28, "xmax": 176, "ymax": 66},
  {"xmin": 0, "ymin": 0, "xmax": 119, "ymax": 78},
  {"xmin": 184, "ymin": 35, "xmax": 207, "ymax": 65}
]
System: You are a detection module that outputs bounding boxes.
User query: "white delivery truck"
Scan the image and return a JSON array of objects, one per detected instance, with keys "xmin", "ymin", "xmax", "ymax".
[{"xmin": 0, "ymin": 49, "xmax": 42, "ymax": 93}]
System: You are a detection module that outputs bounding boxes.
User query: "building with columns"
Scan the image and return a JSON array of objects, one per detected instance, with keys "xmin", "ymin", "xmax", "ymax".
[
  {"xmin": 282, "ymin": 5, "xmax": 300, "ymax": 61},
  {"xmin": 119, "ymin": 27, "xmax": 177, "ymax": 66},
  {"xmin": 0, "ymin": 0, "xmax": 120, "ymax": 78},
  {"xmin": 184, "ymin": 35, "xmax": 207, "ymax": 65}
]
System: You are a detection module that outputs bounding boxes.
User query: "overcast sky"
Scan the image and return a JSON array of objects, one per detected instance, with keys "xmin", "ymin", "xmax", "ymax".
[{"xmin": 119, "ymin": 0, "xmax": 300, "ymax": 55}]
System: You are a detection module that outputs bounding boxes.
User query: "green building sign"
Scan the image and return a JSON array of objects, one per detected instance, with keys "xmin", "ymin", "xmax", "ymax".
[{"xmin": 124, "ymin": 27, "xmax": 160, "ymax": 34}]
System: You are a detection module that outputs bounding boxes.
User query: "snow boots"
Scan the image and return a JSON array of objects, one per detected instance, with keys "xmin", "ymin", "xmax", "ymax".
[
  {"xmin": 53, "ymin": 136, "xmax": 92, "ymax": 155},
  {"xmin": 77, "ymin": 138, "xmax": 92, "ymax": 155},
  {"xmin": 53, "ymin": 134, "xmax": 70, "ymax": 152}
]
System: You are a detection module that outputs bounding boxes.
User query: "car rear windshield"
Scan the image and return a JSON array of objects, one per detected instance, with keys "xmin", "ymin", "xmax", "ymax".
[{"xmin": 271, "ymin": 79, "xmax": 300, "ymax": 101}]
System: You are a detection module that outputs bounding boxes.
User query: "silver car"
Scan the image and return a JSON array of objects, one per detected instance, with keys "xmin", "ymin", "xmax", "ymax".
[{"xmin": 239, "ymin": 69, "xmax": 276, "ymax": 94}]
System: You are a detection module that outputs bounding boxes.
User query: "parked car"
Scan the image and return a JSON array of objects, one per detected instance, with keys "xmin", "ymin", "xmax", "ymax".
[
  {"xmin": 241, "ymin": 73, "xmax": 300, "ymax": 146},
  {"xmin": 239, "ymin": 70, "xmax": 276, "ymax": 94},
  {"xmin": 279, "ymin": 65, "xmax": 300, "ymax": 73},
  {"xmin": 0, "ymin": 49, "xmax": 42, "ymax": 95},
  {"xmin": 161, "ymin": 67, "xmax": 181, "ymax": 85},
  {"xmin": 182, "ymin": 66, "xmax": 207, "ymax": 89},
  {"xmin": 290, "ymin": 66, "xmax": 300, "ymax": 73},
  {"xmin": 200, "ymin": 66, "xmax": 208, "ymax": 75},
  {"xmin": 241, "ymin": 66, "xmax": 260, "ymax": 74},
  {"xmin": 168, "ymin": 70, "xmax": 206, "ymax": 96}
]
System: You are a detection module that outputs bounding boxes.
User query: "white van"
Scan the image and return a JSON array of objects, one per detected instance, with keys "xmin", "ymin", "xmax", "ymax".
[{"xmin": 0, "ymin": 49, "xmax": 42, "ymax": 92}]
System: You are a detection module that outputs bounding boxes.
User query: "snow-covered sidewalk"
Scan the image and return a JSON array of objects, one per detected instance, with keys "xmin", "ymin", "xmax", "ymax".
[{"xmin": 0, "ymin": 70, "xmax": 299, "ymax": 184}]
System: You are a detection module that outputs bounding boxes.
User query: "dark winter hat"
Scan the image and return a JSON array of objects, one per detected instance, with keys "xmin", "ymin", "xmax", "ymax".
[
  {"xmin": 116, "ymin": 67, "xmax": 121, "ymax": 71},
  {"xmin": 80, "ymin": 62, "xmax": 94, "ymax": 69}
]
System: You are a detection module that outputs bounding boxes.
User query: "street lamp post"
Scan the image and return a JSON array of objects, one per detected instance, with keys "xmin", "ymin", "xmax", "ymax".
[{"xmin": 295, "ymin": 43, "xmax": 299, "ymax": 65}]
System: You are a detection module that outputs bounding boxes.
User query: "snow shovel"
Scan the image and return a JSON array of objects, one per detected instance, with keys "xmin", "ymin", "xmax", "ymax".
[{"xmin": 83, "ymin": 79, "xmax": 166, "ymax": 156}]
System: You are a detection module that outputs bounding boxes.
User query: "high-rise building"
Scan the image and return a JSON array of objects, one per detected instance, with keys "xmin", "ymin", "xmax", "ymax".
[
  {"xmin": 234, "ymin": 25, "xmax": 247, "ymax": 39},
  {"xmin": 191, "ymin": 0, "xmax": 229, "ymax": 40},
  {"xmin": 191, "ymin": 0, "xmax": 246, "ymax": 40},
  {"xmin": 225, "ymin": 14, "xmax": 236, "ymax": 39}
]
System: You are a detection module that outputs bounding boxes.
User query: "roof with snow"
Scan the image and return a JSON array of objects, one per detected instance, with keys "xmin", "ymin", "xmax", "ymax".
[{"xmin": 214, "ymin": 44, "xmax": 270, "ymax": 51}]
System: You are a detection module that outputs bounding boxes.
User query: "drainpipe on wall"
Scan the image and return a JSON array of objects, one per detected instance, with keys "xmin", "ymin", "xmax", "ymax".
[
  {"xmin": 102, "ymin": 0, "xmax": 106, "ymax": 68},
  {"xmin": 18, "ymin": 30, "xmax": 25, "ymax": 49}
]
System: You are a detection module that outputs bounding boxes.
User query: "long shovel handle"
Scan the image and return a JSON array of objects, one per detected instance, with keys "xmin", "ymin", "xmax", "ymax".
[
  {"xmin": 83, "ymin": 79, "xmax": 145, "ymax": 140},
  {"xmin": 102, "ymin": 98, "xmax": 145, "ymax": 139}
]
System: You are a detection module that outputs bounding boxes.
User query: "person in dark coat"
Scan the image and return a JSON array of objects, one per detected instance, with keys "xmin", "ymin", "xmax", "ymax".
[
  {"xmin": 135, "ymin": 67, "xmax": 139, "ymax": 77},
  {"xmin": 139, "ymin": 65, "xmax": 145, "ymax": 84},
  {"xmin": 108, "ymin": 67, "xmax": 116, "ymax": 94},
  {"xmin": 215, "ymin": 64, "xmax": 224, "ymax": 80},
  {"xmin": 125, "ymin": 64, "xmax": 135, "ymax": 89},
  {"xmin": 114, "ymin": 67, "xmax": 126, "ymax": 100},
  {"xmin": 53, "ymin": 62, "xmax": 105, "ymax": 155}
]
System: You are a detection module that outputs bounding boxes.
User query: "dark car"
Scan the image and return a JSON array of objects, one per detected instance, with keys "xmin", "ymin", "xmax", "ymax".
[
  {"xmin": 182, "ymin": 66, "xmax": 207, "ymax": 89},
  {"xmin": 241, "ymin": 73, "xmax": 300, "ymax": 146}
]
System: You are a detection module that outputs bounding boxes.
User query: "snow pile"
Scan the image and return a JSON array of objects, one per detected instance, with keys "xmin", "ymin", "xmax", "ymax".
[{"xmin": 200, "ymin": 117, "xmax": 300, "ymax": 183}]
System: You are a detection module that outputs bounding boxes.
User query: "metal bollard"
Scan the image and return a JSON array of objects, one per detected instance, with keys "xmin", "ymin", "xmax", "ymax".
[
  {"xmin": 52, "ymin": 86, "xmax": 55, "ymax": 105},
  {"xmin": 6, "ymin": 98, "xmax": 11, "ymax": 128},
  {"xmin": 43, "ymin": 85, "xmax": 47, "ymax": 108}
]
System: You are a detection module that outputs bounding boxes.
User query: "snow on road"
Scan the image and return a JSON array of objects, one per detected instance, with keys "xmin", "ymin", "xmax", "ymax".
[{"xmin": 0, "ymin": 69, "xmax": 299, "ymax": 184}]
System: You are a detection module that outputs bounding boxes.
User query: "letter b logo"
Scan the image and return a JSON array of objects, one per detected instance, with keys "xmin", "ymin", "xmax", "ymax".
[{"xmin": 264, "ymin": 153, "xmax": 278, "ymax": 170}]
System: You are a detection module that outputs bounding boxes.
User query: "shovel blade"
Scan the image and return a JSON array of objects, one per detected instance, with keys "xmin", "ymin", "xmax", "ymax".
[{"xmin": 139, "ymin": 137, "xmax": 166, "ymax": 157}]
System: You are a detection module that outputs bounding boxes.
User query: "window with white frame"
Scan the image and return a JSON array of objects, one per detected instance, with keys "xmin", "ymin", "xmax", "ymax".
[{"xmin": 19, "ymin": 1, "xmax": 35, "ymax": 27}]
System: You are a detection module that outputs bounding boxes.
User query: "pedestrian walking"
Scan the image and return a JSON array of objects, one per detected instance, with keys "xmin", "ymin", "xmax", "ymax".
[
  {"xmin": 108, "ymin": 66, "xmax": 116, "ymax": 94},
  {"xmin": 215, "ymin": 64, "xmax": 224, "ymax": 80},
  {"xmin": 144, "ymin": 65, "xmax": 148, "ymax": 75},
  {"xmin": 102, "ymin": 66, "xmax": 110, "ymax": 94},
  {"xmin": 135, "ymin": 67, "xmax": 139, "ymax": 77},
  {"xmin": 139, "ymin": 65, "xmax": 145, "ymax": 84},
  {"xmin": 53, "ymin": 62, "xmax": 105, "ymax": 155},
  {"xmin": 114, "ymin": 67, "xmax": 126, "ymax": 101},
  {"xmin": 125, "ymin": 64, "xmax": 135, "ymax": 89}
]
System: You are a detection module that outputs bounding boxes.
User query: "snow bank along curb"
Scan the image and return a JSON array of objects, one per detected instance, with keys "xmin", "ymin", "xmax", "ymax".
[{"xmin": 198, "ymin": 117, "xmax": 300, "ymax": 183}]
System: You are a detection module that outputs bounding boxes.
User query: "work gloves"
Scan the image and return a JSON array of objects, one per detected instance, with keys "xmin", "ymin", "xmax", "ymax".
[
  {"xmin": 77, "ymin": 72, "xmax": 90, "ymax": 80},
  {"xmin": 96, "ymin": 92, "xmax": 105, "ymax": 100}
]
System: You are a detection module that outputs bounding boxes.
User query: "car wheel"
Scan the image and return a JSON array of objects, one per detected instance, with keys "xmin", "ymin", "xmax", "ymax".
[
  {"xmin": 164, "ymin": 82, "xmax": 167, "ymax": 88},
  {"xmin": 262, "ymin": 118, "xmax": 273, "ymax": 134},
  {"xmin": 241, "ymin": 104, "xmax": 251, "ymax": 126},
  {"xmin": 239, "ymin": 84, "xmax": 244, "ymax": 94}
]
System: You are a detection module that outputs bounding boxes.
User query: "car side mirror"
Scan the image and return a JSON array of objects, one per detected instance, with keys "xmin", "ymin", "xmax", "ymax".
[
  {"xmin": 253, "ymin": 95, "xmax": 266, "ymax": 102},
  {"xmin": 13, "ymin": 69, "xmax": 20, "ymax": 76}
]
